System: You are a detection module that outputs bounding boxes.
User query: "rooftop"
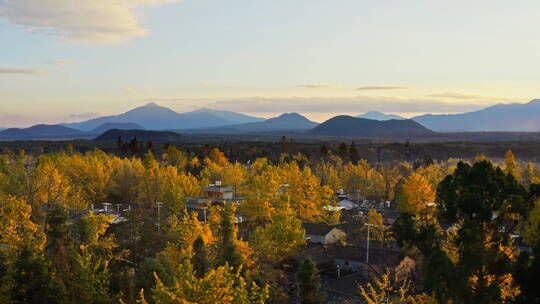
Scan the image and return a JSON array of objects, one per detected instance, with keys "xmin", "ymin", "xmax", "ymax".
[
  {"xmin": 202, "ymin": 186, "xmax": 234, "ymax": 192},
  {"xmin": 303, "ymin": 223, "xmax": 344, "ymax": 236}
]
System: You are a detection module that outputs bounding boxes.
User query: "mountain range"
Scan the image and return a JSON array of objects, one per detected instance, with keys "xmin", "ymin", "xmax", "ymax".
[
  {"xmin": 63, "ymin": 103, "xmax": 264, "ymax": 131},
  {"xmin": 412, "ymin": 99, "xmax": 540, "ymax": 132},
  {"xmin": 0, "ymin": 124, "xmax": 89, "ymax": 140},
  {"xmin": 0, "ymin": 122, "xmax": 144, "ymax": 141},
  {"xmin": 3, "ymin": 99, "xmax": 540, "ymax": 141},
  {"xmin": 183, "ymin": 113, "xmax": 318, "ymax": 134}
]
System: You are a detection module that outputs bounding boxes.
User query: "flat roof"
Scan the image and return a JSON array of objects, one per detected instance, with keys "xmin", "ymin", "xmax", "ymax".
[{"xmin": 202, "ymin": 186, "xmax": 234, "ymax": 192}]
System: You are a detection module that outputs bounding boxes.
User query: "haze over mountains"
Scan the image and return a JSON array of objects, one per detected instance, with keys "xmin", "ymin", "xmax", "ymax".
[
  {"xmin": 183, "ymin": 113, "xmax": 318, "ymax": 134},
  {"xmin": 412, "ymin": 99, "xmax": 540, "ymax": 132},
  {"xmin": 0, "ymin": 124, "xmax": 89, "ymax": 140},
  {"xmin": 63, "ymin": 103, "xmax": 264, "ymax": 131},
  {"xmin": 2, "ymin": 99, "xmax": 540, "ymax": 141},
  {"xmin": 357, "ymin": 111, "xmax": 405, "ymax": 121}
]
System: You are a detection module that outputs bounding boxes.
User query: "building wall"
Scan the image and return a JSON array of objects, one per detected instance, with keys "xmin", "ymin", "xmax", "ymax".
[
  {"xmin": 324, "ymin": 228, "xmax": 346, "ymax": 245},
  {"xmin": 223, "ymin": 191, "xmax": 234, "ymax": 200}
]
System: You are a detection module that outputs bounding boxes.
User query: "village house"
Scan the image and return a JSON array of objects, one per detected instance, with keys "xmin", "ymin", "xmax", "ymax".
[
  {"xmin": 303, "ymin": 223, "xmax": 347, "ymax": 245},
  {"xmin": 185, "ymin": 181, "xmax": 246, "ymax": 224}
]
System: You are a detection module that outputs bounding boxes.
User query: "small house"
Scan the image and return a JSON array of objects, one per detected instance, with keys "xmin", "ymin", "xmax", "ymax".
[
  {"xmin": 303, "ymin": 223, "xmax": 346, "ymax": 245},
  {"xmin": 337, "ymin": 199, "xmax": 357, "ymax": 210}
]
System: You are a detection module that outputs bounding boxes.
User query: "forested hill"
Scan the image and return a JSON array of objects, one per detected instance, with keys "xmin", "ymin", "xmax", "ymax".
[
  {"xmin": 309, "ymin": 115, "xmax": 436, "ymax": 138},
  {"xmin": 90, "ymin": 122, "xmax": 144, "ymax": 134},
  {"xmin": 94, "ymin": 129, "xmax": 183, "ymax": 142}
]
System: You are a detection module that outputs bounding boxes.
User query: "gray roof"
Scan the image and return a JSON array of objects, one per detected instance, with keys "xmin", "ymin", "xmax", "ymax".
[
  {"xmin": 303, "ymin": 223, "xmax": 344, "ymax": 236},
  {"xmin": 202, "ymin": 186, "xmax": 234, "ymax": 192}
]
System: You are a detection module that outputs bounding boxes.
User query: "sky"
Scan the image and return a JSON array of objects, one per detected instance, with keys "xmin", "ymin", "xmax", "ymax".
[{"xmin": 1, "ymin": 0, "xmax": 540, "ymax": 127}]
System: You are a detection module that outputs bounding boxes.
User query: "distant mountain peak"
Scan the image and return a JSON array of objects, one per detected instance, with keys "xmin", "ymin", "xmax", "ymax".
[
  {"xmin": 357, "ymin": 111, "xmax": 405, "ymax": 121},
  {"xmin": 144, "ymin": 102, "xmax": 160, "ymax": 107},
  {"xmin": 527, "ymin": 98, "xmax": 540, "ymax": 105},
  {"xmin": 309, "ymin": 115, "xmax": 434, "ymax": 138},
  {"xmin": 275, "ymin": 113, "xmax": 310, "ymax": 120},
  {"xmin": 192, "ymin": 107, "xmax": 212, "ymax": 112}
]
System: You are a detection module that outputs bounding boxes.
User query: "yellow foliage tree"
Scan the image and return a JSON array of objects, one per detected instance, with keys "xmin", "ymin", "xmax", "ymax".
[
  {"xmin": 144, "ymin": 263, "xmax": 269, "ymax": 304},
  {"xmin": 250, "ymin": 201, "xmax": 305, "ymax": 263},
  {"xmin": 280, "ymin": 162, "xmax": 334, "ymax": 222},
  {"xmin": 0, "ymin": 196, "xmax": 44, "ymax": 258},
  {"xmin": 398, "ymin": 173, "xmax": 436, "ymax": 224},
  {"xmin": 360, "ymin": 269, "xmax": 435, "ymax": 304},
  {"xmin": 504, "ymin": 150, "xmax": 522, "ymax": 182}
]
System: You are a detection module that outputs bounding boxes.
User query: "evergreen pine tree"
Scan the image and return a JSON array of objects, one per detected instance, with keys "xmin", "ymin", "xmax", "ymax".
[
  {"xmin": 348, "ymin": 142, "xmax": 359, "ymax": 163},
  {"xmin": 192, "ymin": 235, "xmax": 209, "ymax": 278},
  {"xmin": 7, "ymin": 245, "xmax": 64, "ymax": 304},
  {"xmin": 338, "ymin": 142, "xmax": 349, "ymax": 162},
  {"xmin": 218, "ymin": 205, "xmax": 243, "ymax": 272},
  {"xmin": 297, "ymin": 257, "xmax": 323, "ymax": 304}
]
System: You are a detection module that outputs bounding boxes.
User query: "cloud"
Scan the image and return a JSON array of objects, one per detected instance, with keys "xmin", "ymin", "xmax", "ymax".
[
  {"xmin": 143, "ymin": 85, "xmax": 153, "ymax": 91},
  {"xmin": 45, "ymin": 59, "xmax": 77, "ymax": 65},
  {"xmin": 427, "ymin": 92, "xmax": 483, "ymax": 99},
  {"xmin": 0, "ymin": 0, "xmax": 184, "ymax": 44},
  {"xmin": 0, "ymin": 67, "xmax": 46, "ymax": 75},
  {"xmin": 298, "ymin": 84, "xmax": 344, "ymax": 89},
  {"xmin": 357, "ymin": 86, "xmax": 407, "ymax": 91}
]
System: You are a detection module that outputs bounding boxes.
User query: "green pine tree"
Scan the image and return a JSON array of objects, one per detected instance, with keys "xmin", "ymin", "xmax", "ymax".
[
  {"xmin": 218, "ymin": 204, "xmax": 243, "ymax": 272},
  {"xmin": 297, "ymin": 257, "xmax": 324, "ymax": 304},
  {"xmin": 192, "ymin": 235, "xmax": 209, "ymax": 278}
]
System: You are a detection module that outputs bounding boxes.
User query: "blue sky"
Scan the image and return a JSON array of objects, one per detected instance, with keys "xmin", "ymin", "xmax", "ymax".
[{"xmin": 1, "ymin": 0, "xmax": 540, "ymax": 127}]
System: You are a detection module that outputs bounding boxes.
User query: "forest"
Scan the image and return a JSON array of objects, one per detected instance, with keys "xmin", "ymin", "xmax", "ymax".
[{"xmin": 0, "ymin": 141, "xmax": 539, "ymax": 304}]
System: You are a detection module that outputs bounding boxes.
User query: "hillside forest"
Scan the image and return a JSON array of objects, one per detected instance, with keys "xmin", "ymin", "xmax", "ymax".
[{"xmin": 0, "ymin": 143, "xmax": 539, "ymax": 303}]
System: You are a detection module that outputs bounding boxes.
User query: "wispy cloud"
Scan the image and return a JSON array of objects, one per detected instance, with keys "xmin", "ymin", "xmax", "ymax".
[
  {"xmin": 357, "ymin": 86, "xmax": 407, "ymax": 91},
  {"xmin": 45, "ymin": 59, "xmax": 77, "ymax": 65},
  {"xmin": 427, "ymin": 92, "xmax": 482, "ymax": 99},
  {"xmin": 0, "ymin": 67, "xmax": 47, "ymax": 75},
  {"xmin": 0, "ymin": 0, "xmax": 185, "ymax": 44},
  {"xmin": 298, "ymin": 84, "xmax": 344, "ymax": 89}
]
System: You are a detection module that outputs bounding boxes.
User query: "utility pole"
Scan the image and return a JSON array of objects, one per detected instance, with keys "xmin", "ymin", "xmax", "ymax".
[
  {"xmin": 201, "ymin": 206, "xmax": 208, "ymax": 224},
  {"xmin": 156, "ymin": 202, "xmax": 163, "ymax": 232},
  {"xmin": 364, "ymin": 223, "xmax": 374, "ymax": 278}
]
